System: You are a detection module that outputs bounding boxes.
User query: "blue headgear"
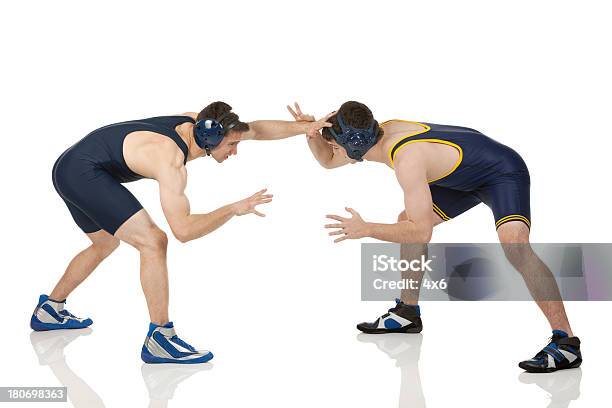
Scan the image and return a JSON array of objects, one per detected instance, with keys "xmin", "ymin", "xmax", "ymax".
[
  {"xmin": 328, "ymin": 114, "xmax": 379, "ymax": 161},
  {"xmin": 194, "ymin": 113, "xmax": 238, "ymax": 156}
]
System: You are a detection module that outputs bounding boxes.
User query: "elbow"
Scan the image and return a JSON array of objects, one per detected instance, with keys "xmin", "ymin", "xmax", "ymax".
[
  {"xmin": 317, "ymin": 158, "xmax": 336, "ymax": 169},
  {"xmin": 172, "ymin": 226, "xmax": 192, "ymax": 243},
  {"xmin": 419, "ymin": 227, "xmax": 433, "ymax": 243}
]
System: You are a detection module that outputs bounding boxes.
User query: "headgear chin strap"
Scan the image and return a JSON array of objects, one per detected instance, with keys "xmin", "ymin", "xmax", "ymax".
[
  {"xmin": 194, "ymin": 112, "xmax": 239, "ymax": 156},
  {"xmin": 328, "ymin": 114, "xmax": 379, "ymax": 161}
]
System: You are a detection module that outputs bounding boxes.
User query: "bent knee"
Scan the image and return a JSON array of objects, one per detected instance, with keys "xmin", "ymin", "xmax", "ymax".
[
  {"xmin": 497, "ymin": 221, "xmax": 530, "ymax": 244},
  {"xmin": 135, "ymin": 228, "xmax": 168, "ymax": 252}
]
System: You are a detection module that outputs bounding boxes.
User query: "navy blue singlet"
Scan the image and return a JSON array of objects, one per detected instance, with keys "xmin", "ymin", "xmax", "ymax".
[
  {"xmin": 386, "ymin": 120, "xmax": 531, "ymax": 230},
  {"xmin": 52, "ymin": 116, "xmax": 194, "ymax": 234}
]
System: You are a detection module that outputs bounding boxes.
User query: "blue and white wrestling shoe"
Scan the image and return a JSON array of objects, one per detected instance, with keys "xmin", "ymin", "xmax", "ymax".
[
  {"xmin": 30, "ymin": 294, "xmax": 93, "ymax": 331},
  {"xmin": 141, "ymin": 322, "xmax": 213, "ymax": 364},
  {"xmin": 519, "ymin": 330, "xmax": 582, "ymax": 373}
]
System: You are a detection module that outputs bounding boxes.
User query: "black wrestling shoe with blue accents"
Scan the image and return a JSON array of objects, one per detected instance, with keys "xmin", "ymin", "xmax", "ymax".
[
  {"xmin": 519, "ymin": 330, "xmax": 582, "ymax": 373},
  {"xmin": 357, "ymin": 299, "xmax": 422, "ymax": 334}
]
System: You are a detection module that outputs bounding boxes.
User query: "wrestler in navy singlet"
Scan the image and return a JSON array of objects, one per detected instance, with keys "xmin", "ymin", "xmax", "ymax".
[{"xmin": 52, "ymin": 116, "xmax": 194, "ymax": 234}]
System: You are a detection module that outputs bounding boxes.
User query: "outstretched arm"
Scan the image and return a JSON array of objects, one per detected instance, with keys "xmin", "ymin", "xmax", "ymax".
[
  {"xmin": 242, "ymin": 102, "xmax": 332, "ymax": 141},
  {"xmin": 156, "ymin": 162, "xmax": 272, "ymax": 243},
  {"xmin": 244, "ymin": 120, "xmax": 311, "ymax": 141}
]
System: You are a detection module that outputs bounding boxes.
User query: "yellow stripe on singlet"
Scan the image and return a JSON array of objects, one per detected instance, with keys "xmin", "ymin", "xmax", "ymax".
[
  {"xmin": 384, "ymin": 120, "xmax": 463, "ymax": 183},
  {"xmin": 432, "ymin": 203, "xmax": 451, "ymax": 221},
  {"xmin": 495, "ymin": 214, "xmax": 531, "ymax": 229}
]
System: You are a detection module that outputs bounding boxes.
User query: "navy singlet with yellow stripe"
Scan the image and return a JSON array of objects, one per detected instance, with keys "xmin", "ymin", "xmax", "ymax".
[{"xmin": 385, "ymin": 120, "xmax": 531, "ymax": 229}]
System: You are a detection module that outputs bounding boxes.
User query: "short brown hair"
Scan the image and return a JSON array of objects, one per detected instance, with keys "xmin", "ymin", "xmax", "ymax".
[
  {"xmin": 321, "ymin": 101, "xmax": 384, "ymax": 142},
  {"xmin": 197, "ymin": 101, "xmax": 249, "ymax": 133}
]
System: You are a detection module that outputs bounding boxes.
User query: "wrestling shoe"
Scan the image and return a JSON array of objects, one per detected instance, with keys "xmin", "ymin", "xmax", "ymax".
[
  {"xmin": 30, "ymin": 294, "xmax": 93, "ymax": 331},
  {"xmin": 357, "ymin": 299, "xmax": 422, "ymax": 334},
  {"xmin": 519, "ymin": 330, "xmax": 582, "ymax": 373},
  {"xmin": 141, "ymin": 322, "xmax": 214, "ymax": 364}
]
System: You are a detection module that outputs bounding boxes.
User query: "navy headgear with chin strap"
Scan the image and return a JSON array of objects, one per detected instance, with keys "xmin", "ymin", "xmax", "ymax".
[
  {"xmin": 194, "ymin": 112, "xmax": 239, "ymax": 156},
  {"xmin": 328, "ymin": 113, "xmax": 379, "ymax": 161}
]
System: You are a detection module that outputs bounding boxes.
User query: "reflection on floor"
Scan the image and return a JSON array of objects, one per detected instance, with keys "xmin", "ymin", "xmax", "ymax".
[
  {"xmin": 30, "ymin": 329, "xmax": 212, "ymax": 407},
  {"xmin": 30, "ymin": 328, "xmax": 105, "ymax": 408},
  {"xmin": 141, "ymin": 363, "xmax": 211, "ymax": 408},
  {"xmin": 28, "ymin": 329, "xmax": 583, "ymax": 408},
  {"xmin": 357, "ymin": 333, "xmax": 425, "ymax": 408},
  {"xmin": 519, "ymin": 369, "xmax": 582, "ymax": 408}
]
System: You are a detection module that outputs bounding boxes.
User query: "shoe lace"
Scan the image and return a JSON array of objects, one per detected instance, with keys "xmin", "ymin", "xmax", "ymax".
[
  {"xmin": 170, "ymin": 335, "xmax": 196, "ymax": 352},
  {"xmin": 59, "ymin": 309, "xmax": 76, "ymax": 318}
]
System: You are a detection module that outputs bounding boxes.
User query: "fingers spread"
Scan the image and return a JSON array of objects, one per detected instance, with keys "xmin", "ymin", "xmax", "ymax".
[
  {"xmin": 252, "ymin": 188, "xmax": 268, "ymax": 197},
  {"xmin": 326, "ymin": 214, "xmax": 346, "ymax": 222},
  {"xmin": 324, "ymin": 223, "xmax": 343, "ymax": 228},
  {"xmin": 287, "ymin": 105, "xmax": 298, "ymax": 119},
  {"xmin": 334, "ymin": 236, "xmax": 348, "ymax": 243}
]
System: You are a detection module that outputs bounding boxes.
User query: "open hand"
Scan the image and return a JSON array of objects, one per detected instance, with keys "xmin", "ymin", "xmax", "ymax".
[
  {"xmin": 234, "ymin": 189, "xmax": 273, "ymax": 217},
  {"xmin": 325, "ymin": 207, "xmax": 369, "ymax": 243}
]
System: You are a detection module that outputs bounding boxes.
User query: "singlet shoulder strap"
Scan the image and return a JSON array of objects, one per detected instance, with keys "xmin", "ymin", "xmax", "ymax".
[
  {"xmin": 146, "ymin": 116, "xmax": 194, "ymax": 165},
  {"xmin": 385, "ymin": 121, "xmax": 431, "ymax": 166}
]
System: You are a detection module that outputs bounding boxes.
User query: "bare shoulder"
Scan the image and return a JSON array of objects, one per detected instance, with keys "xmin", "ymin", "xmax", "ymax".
[
  {"xmin": 177, "ymin": 112, "xmax": 198, "ymax": 120},
  {"xmin": 393, "ymin": 144, "xmax": 427, "ymax": 182},
  {"xmin": 157, "ymin": 137, "xmax": 187, "ymax": 167}
]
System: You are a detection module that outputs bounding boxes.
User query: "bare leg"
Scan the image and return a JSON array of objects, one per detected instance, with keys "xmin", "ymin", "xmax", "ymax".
[
  {"xmin": 50, "ymin": 230, "xmax": 120, "ymax": 301},
  {"xmin": 497, "ymin": 221, "xmax": 573, "ymax": 336},
  {"xmin": 115, "ymin": 209, "xmax": 169, "ymax": 325},
  {"xmin": 398, "ymin": 211, "xmax": 444, "ymax": 305}
]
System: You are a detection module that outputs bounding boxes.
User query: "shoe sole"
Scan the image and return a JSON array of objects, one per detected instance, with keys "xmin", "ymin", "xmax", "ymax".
[
  {"xmin": 141, "ymin": 349, "xmax": 214, "ymax": 364},
  {"xmin": 519, "ymin": 358, "xmax": 582, "ymax": 373},
  {"xmin": 30, "ymin": 315, "xmax": 93, "ymax": 331},
  {"xmin": 357, "ymin": 325, "xmax": 422, "ymax": 334}
]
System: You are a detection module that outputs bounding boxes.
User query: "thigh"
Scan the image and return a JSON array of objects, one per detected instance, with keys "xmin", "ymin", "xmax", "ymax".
[
  {"xmin": 429, "ymin": 185, "xmax": 482, "ymax": 221},
  {"xmin": 114, "ymin": 209, "xmax": 163, "ymax": 248},
  {"xmin": 476, "ymin": 172, "xmax": 531, "ymax": 230},
  {"xmin": 59, "ymin": 197, "xmax": 101, "ymax": 233},
  {"xmin": 56, "ymin": 166, "xmax": 143, "ymax": 235}
]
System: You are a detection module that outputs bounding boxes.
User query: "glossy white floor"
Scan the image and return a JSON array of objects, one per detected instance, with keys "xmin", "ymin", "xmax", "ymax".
[{"xmin": 2, "ymin": 296, "xmax": 608, "ymax": 407}]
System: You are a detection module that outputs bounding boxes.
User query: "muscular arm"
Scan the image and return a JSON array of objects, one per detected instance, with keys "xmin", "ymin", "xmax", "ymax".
[
  {"xmin": 157, "ymin": 163, "xmax": 237, "ymax": 243},
  {"xmin": 366, "ymin": 150, "xmax": 434, "ymax": 243},
  {"xmin": 243, "ymin": 120, "xmax": 309, "ymax": 141},
  {"xmin": 307, "ymin": 134, "xmax": 351, "ymax": 169}
]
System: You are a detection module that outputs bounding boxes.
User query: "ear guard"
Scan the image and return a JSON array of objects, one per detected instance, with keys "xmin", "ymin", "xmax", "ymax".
[
  {"xmin": 328, "ymin": 114, "xmax": 379, "ymax": 161},
  {"xmin": 194, "ymin": 113, "xmax": 239, "ymax": 155}
]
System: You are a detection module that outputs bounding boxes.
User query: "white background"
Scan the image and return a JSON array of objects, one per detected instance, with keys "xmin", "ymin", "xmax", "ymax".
[{"xmin": 1, "ymin": 0, "xmax": 610, "ymax": 407}]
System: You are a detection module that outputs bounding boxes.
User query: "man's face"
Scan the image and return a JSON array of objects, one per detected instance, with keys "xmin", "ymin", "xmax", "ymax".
[
  {"xmin": 211, "ymin": 131, "xmax": 242, "ymax": 163},
  {"xmin": 327, "ymin": 140, "xmax": 358, "ymax": 163}
]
